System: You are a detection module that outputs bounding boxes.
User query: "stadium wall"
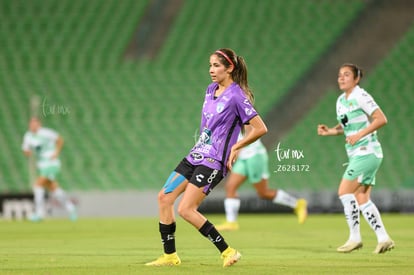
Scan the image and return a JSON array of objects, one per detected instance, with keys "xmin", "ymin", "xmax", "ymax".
[{"xmin": 2, "ymin": 189, "xmax": 414, "ymax": 220}]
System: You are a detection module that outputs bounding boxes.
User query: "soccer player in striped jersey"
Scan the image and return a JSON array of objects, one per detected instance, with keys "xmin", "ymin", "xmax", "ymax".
[
  {"xmin": 317, "ymin": 63, "xmax": 394, "ymax": 254},
  {"xmin": 216, "ymin": 130, "xmax": 308, "ymax": 232},
  {"xmin": 145, "ymin": 48, "xmax": 267, "ymax": 267},
  {"xmin": 22, "ymin": 117, "xmax": 77, "ymax": 221}
]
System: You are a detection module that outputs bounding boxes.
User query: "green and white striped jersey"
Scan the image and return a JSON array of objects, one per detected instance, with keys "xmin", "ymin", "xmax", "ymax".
[
  {"xmin": 336, "ymin": 85, "xmax": 383, "ymax": 158},
  {"xmin": 22, "ymin": 127, "xmax": 61, "ymax": 169}
]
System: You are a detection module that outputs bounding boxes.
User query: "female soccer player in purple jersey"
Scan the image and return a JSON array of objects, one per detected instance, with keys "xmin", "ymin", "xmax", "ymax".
[{"xmin": 145, "ymin": 48, "xmax": 267, "ymax": 267}]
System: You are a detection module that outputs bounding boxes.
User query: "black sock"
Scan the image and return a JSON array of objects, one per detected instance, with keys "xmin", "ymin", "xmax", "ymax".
[
  {"xmin": 159, "ymin": 222, "xmax": 176, "ymax": 254},
  {"xmin": 199, "ymin": 220, "xmax": 228, "ymax": 253}
]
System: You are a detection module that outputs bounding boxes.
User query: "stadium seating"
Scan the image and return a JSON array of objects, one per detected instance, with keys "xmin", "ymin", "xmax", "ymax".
[
  {"xmin": 273, "ymin": 25, "xmax": 414, "ymax": 191},
  {"xmin": 8, "ymin": 0, "xmax": 412, "ymax": 193}
]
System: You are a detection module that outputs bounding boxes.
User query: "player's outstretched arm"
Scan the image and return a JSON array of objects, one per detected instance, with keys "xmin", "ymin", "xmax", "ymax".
[{"xmin": 317, "ymin": 123, "xmax": 343, "ymax": 136}]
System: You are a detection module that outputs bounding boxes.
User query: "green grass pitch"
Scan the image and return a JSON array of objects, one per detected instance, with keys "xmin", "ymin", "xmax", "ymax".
[{"xmin": 1, "ymin": 213, "xmax": 413, "ymax": 274}]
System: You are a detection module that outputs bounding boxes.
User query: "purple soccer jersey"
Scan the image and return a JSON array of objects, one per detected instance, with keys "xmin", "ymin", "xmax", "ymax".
[{"xmin": 186, "ymin": 82, "xmax": 258, "ymax": 176}]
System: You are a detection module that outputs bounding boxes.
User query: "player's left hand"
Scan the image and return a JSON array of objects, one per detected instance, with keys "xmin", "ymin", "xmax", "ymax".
[
  {"xmin": 346, "ymin": 133, "xmax": 362, "ymax": 146},
  {"xmin": 50, "ymin": 151, "xmax": 59, "ymax": 159},
  {"xmin": 227, "ymin": 148, "xmax": 239, "ymax": 171}
]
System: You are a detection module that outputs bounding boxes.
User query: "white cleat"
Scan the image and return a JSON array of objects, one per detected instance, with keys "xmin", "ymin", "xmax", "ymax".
[
  {"xmin": 337, "ymin": 240, "xmax": 363, "ymax": 253},
  {"xmin": 373, "ymin": 239, "xmax": 395, "ymax": 254}
]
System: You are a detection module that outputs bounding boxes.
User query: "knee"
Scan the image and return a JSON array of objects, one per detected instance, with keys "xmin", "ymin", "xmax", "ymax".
[
  {"xmin": 355, "ymin": 193, "xmax": 369, "ymax": 205},
  {"xmin": 256, "ymin": 187, "xmax": 274, "ymax": 200},
  {"xmin": 177, "ymin": 204, "xmax": 195, "ymax": 222},
  {"xmin": 337, "ymin": 186, "xmax": 346, "ymax": 197},
  {"xmin": 177, "ymin": 205, "xmax": 189, "ymax": 220},
  {"xmin": 157, "ymin": 191, "xmax": 173, "ymax": 207},
  {"xmin": 337, "ymin": 187, "xmax": 349, "ymax": 197},
  {"xmin": 225, "ymin": 185, "xmax": 237, "ymax": 196}
]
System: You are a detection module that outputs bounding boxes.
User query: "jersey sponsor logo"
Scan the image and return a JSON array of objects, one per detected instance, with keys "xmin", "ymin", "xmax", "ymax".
[
  {"xmin": 339, "ymin": 114, "xmax": 349, "ymax": 127},
  {"xmin": 194, "ymin": 128, "xmax": 212, "ymax": 148},
  {"xmin": 35, "ymin": 145, "xmax": 42, "ymax": 153},
  {"xmin": 216, "ymin": 102, "xmax": 225, "ymax": 113},
  {"xmin": 194, "ymin": 147, "xmax": 211, "ymax": 154},
  {"xmin": 195, "ymin": 170, "xmax": 219, "ymax": 184},
  {"xmin": 190, "ymin": 152, "xmax": 204, "ymax": 162},
  {"xmin": 195, "ymin": 173, "xmax": 205, "ymax": 182},
  {"xmin": 207, "ymin": 169, "xmax": 218, "ymax": 184}
]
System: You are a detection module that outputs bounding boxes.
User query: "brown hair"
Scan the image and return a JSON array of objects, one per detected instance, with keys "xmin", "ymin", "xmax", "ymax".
[
  {"xmin": 214, "ymin": 48, "xmax": 254, "ymax": 104},
  {"xmin": 340, "ymin": 63, "xmax": 364, "ymax": 83}
]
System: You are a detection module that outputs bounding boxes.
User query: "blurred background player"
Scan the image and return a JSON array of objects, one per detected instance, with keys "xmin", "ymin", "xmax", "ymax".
[
  {"xmin": 317, "ymin": 63, "xmax": 394, "ymax": 254},
  {"xmin": 216, "ymin": 128, "xmax": 308, "ymax": 231},
  {"xmin": 22, "ymin": 117, "xmax": 77, "ymax": 221}
]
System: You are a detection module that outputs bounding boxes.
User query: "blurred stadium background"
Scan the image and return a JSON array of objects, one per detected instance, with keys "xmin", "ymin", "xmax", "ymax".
[{"xmin": 0, "ymin": 0, "xmax": 413, "ymax": 218}]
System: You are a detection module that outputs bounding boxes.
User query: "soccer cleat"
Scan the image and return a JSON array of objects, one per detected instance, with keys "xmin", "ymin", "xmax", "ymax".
[
  {"xmin": 221, "ymin": 247, "xmax": 241, "ymax": 267},
  {"xmin": 373, "ymin": 239, "xmax": 395, "ymax": 254},
  {"xmin": 337, "ymin": 240, "xmax": 363, "ymax": 253},
  {"xmin": 294, "ymin": 199, "xmax": 308, "ymax": 224},
  {"xmin": 28, "ymin": 214, "xmax": 43, "ymax": 222},
  {"xmin": 216, "ymin": 221, "xmax": 239, "ymax": 231},
  {"xmin": 145, "ymin": 252, "xmax": 181, "ymax": 266}
]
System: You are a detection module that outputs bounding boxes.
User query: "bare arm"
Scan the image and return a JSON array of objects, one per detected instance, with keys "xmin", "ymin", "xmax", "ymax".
[
  {"xmin": 317, "ymin": 123, "xmax": 343, "ymax": 136},
  {"xmin": 227, "ymin": 115, "xmax": 268, "ymax": 170},
  {"xmin": 51, "ymin": 136, "xmax": 64, "ymax": 159},
  {"xmin": 22, "ymin": 136, "xmax": 32, "ymax": 157}
]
